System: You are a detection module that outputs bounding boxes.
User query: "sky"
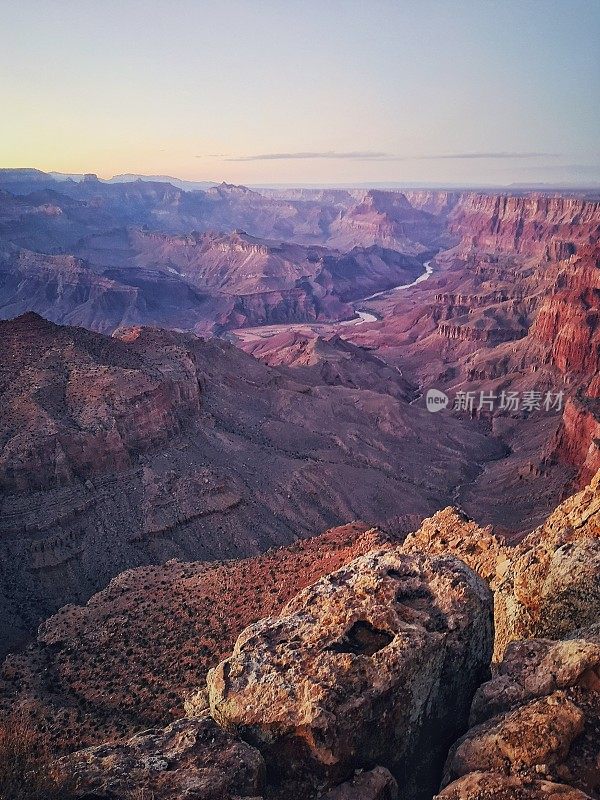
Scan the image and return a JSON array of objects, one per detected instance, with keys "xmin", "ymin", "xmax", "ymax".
[{"xmin": 1, "ymin": 0, "xmax": 599, "ymax": 186}]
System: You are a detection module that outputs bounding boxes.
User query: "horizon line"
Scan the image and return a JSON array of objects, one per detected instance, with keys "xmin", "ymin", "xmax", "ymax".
[{"xmin": 1, "ymin": 167, "xmax": 599, "ymax": 192}]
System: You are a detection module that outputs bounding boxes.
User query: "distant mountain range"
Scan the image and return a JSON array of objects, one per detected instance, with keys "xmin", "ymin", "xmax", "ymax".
[
  {"xmin": 2, "ymin": 167, "xmax": 597, "ymax": 194},
  {"xmin": 48, "ymin": 171, "xmax": 219, "ymax": 192}
]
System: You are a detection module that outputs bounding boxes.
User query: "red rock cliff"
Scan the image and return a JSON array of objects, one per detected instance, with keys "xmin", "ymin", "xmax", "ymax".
[{"xmin": 448, "ymin": 194, "xmax": 600, "ymax": 258}]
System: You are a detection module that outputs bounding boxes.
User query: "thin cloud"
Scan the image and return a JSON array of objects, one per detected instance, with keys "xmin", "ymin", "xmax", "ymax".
[
  {"xmin": 225, "ymin": 150, "xmax": 559, "ymax": 162},
  {"xmin": 422, "ymin": 152, "xmax": 560, "ymax": 160},
  {"xmin": 226, "ymin": 151, "xmax": 391, "ymax": 162}
]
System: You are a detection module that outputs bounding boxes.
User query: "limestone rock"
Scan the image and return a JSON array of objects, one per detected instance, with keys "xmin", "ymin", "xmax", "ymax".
[
  {"xmin": 436, "ymin": 772, "xmax": 593, "ymax": 799},
  {"xmin": 401, "ymin": 507, "xmax": 505, "ymax": 584},
  {"xmin": 494, "ymin": 471, "xmax": 600, "ymax": 660},
  {"xmin": 450, "ymin": 692, "xmax": 585, "ymax": 775},
  {"xmin": 441, "ymin": 626, "xmax": 600, "ymax": 800},
  {"xmin": 207, "ymin": 549, "xmax": 493, "ymax": 798},
  {"xmin": 470, "ymin": 630, "xmax": 600, "ymax": 726},
  {"xmin": 62, "ymin": 716, "xmax": 265, "ymax": 800}
]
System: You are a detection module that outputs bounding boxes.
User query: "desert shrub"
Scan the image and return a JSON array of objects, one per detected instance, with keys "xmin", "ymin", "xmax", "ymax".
[{"xmin": 0, "ymin": 714, "xmax": 71, "ymax": 800}]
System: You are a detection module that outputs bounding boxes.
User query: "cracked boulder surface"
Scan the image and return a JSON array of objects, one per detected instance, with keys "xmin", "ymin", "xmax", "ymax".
[
  {"xmin": 439, "ymin": 624, "xmax": 600, "ymax": 799},
  {"xmin": 60, "ymin": 716, "xmax": 266, "ymax": 800},
  {"xmin": 207, "ymin": 549, "xmax": 493, "ymax": 799}
]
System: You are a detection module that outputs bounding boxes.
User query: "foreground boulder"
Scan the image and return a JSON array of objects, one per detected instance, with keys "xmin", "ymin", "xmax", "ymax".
[
  {"xmin": 61, "ymin": 716, "xmax": 265, "ymax": 799},
  {"xmin": 436, "ymin": 773, "xmax": 593, "ymax": 799},
  {"xmin": 494, "ymin": 471, "xmax": 600, "ymax": 660},
  {"xmin": 207, "ymin": 549, "xmax": 493, "ymax": 799},
  {"xmin": 440, "ymin": 625, "xmax": 600, "ymax": 799}
]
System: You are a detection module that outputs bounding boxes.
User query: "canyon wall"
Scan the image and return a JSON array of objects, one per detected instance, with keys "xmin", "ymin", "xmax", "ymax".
[{"xmin": 448, "ymin": 193, "xmax": 600, "ymax": 258}]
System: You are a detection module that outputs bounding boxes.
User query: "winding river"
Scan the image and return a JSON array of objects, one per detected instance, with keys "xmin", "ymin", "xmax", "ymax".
[
  {"xmin": 344, "ymin": 258, "xmax": 434, "ymax": 325},
  {"xmin": 233, "ymin": 258, "xmax": 434, "ymax": 341}
]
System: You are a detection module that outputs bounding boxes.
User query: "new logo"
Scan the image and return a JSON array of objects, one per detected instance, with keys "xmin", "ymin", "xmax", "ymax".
[{"xmin": 425, "ymin": 388, "xmax": 449, "ymax": 413}]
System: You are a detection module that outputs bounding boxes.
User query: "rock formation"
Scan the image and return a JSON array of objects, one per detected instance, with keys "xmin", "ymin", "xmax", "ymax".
[
  {"xmin": 551, "ymin": 395, "xmax": 600, "ymax": 488},
  {"xmin": 326, "ymin": 189, "xmax": 445, "ymax": 253},
  {"xmin": 448, "ymin": 194, "xmax": 600, "ymax": 259},
  {"xmin": 494, "ymin": 470, "xmax": 600, "ymax": 659},
  {"xmin": 402, "ymin": 472, "xmax": 600, "ymax": 661},
  {"xmin": 0, "ymin": 312, "xmax": 200, "ymax": 492},
  {"xmin": 207, "ymin": 549, "xmax": 492, "ymax": 799},
  {"xmin": 439, "ymin": 625, "xmax": 600, "ymax": 799},
  {"xmin": 61, "ymin": 716, "xmax": 266, "ymax": 800},
  {"xmin": 401, "ymin": 507, "xmax": 504, "ymax": 584}
]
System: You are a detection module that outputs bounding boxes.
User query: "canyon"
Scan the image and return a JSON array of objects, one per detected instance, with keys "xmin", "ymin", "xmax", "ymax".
[
  {"xmin": 0, "ymin": 168, "xmax": 599, "ymax": 800},
  {"xmin": 0, "ymin": 312, "xmax": 502, "ymax": 656},
  {"xmin": 0, "ymin": 169, "xmax": 598, "ymax": 644}
]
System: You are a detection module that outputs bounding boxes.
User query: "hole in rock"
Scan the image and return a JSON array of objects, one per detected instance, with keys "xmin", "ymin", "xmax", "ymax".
[
  {"xmin": 387, "ymin": 567, "xmax": 417, "ymax": 580},
  {"xmin": 395, "ymin": 586, "xmax": 432, "ymax": 603},
  {"xmin": 327, "ymin": 620, "xmax": 394, "ymax": 656}
]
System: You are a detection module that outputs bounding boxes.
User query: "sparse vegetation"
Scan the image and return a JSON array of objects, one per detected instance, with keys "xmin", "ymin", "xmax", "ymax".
[
  {"xmin": 0, "ymin": 714, "xmax": 72, "ymax": 800},
  {"xmin": 2, "ymin": 524, "xmax": 383, "ymax": 754}
]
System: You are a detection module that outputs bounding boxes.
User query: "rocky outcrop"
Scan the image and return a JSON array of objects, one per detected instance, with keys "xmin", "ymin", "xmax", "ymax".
[
  {"xmin": 327, "ymin": 190, "xmax": 444, "ymax": 254},
  {"xmin": 222, "ymin": 283, "xmax": 350, "ymax": 329},
  {"xmin": 439, "ymin": 625, "xmax": 600, "ymax": 800},
  {"xmin": 401, "ymin": 507, "xmax": 505, "ymax": 584},
  {"xmin": 403, "ymin": 190, "xmax": 462, "ymax": 217},
  {"xmin": 207, "ymin": 549, "xmax": 493, "ymax": 799},
  {"xmin": 529, "ymin": 253, "xmax": 600, "ymax": 377},
  {"xmin": 62, "ymin": 716, "xmax": 266, "ymax": 800},
  {"xmin": 401, "ymin": 473, "xmax": 600, "ymax": 663},
  {"xmin": 437, "ymin": 320, "xmax": 526, "ymax": 344},
  {"xmin": 532, "ymin": 288, "xmax": 600, "ymax": 376},
  {"xmin": 494, "ymin": 471, "xmax": 600, "ymax": 660},
  {"xmin": 531, "ymin": 250, "xmax": 600, "ymax": 486},
  {"xmin": 436, "ymin": 773, "xmax": 593, "ymax": 799},
  {"xmin": 0, "ymin": 313, "xmax": 200, "ymax": 492}
]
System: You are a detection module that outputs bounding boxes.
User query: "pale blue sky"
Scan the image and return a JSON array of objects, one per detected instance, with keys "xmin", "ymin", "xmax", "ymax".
[{"xmin": 1, "ymin": 0, "xmax": 598, "ymax": 184}]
